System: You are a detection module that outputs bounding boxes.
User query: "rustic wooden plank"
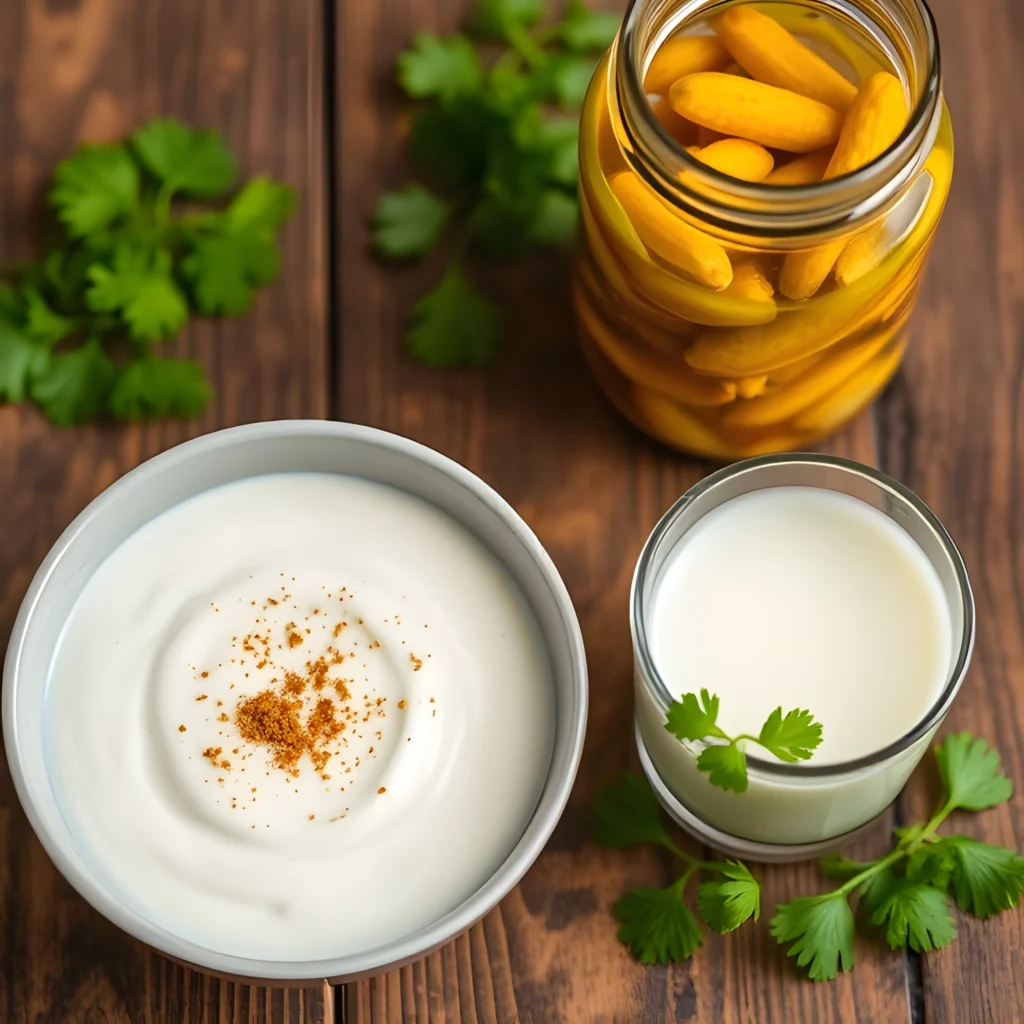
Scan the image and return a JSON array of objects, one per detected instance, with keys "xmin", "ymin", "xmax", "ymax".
[
  {"xmin": 334, "ymin": 0, "xmax": 914, "ymax": 1017},
  {"xmin": 878, "ymin": 0, "xmax": 1024, "ymax": 1021},
  {"xmin": 0, "ymin": 0, "xmax": 329, "ymax": 1020}
]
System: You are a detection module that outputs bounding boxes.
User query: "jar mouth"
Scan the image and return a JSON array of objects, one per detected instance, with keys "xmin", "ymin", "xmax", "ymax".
[
  {"xmin": 629, "ymin": 454, "xmax": 975, "ymax": 780},
  {"xmin": 616, "ymin": 0, "xmax": 943, "ymax": 238}
]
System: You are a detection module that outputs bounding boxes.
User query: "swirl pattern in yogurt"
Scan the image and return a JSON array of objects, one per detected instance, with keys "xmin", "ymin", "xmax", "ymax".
[{"xmin": 47, "ymin": 472, "xmax": 555, "ymax": 960}]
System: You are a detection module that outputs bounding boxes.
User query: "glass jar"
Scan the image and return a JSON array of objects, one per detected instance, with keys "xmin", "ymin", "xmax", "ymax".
[{"xmin": 575, "ymin": 0, "xmax": 951, "ymax": 460}]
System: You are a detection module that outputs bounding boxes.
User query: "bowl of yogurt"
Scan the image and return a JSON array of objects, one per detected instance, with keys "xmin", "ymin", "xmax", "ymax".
[
  {"xmin": 4, "ymin": 420, "xmax": 587, "ymax": 981},
  {"xmin": 632, "ymin": 454, "xmax": 974, "ymax": 861}
]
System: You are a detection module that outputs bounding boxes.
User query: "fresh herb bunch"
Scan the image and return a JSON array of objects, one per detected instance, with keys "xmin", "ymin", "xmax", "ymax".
[
  {"xmin": 593, "ymin": 773, "xmax": 761, "ymax": 963},
  {"xmin": 371, "ymin": 0, "xmax": 620, "ymax": 368},
  {"xmin": 0, "ymin": 118, "xmax": 295, "ymax": 426},
  {"xmin": 596, "ymin": 735, "xmax": 1024, "ymax": 982},
  {"xmin": 665, "ymin": 688, "xmax": 824, "ymax": 793},
  {"xmin": 773, "ymin": 732, "xmax": 1024, "ymax": 981}
]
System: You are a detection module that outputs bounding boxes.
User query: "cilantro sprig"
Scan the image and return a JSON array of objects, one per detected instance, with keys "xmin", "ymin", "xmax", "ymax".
[
  {"xmin": 665, "ymin": 689, "xmax": 824, "ymax": 793},
  {"xmin": 0, "ymin": 118, "xmax": 295, "ymax": 426},
  {"xmin": 598, "ymin": 734, "xmax": 1024, "ymax": 981},
  {"xmin": 372, "ymin": 0, "xmax": 619, "ymax": 367},
  {"xmin": 771, "ymin": 732, "xmax": 1024, "ymax": 981},
  {"xmin": 594, "ymin": 773, "xmax": 761, "ymax": 964}
]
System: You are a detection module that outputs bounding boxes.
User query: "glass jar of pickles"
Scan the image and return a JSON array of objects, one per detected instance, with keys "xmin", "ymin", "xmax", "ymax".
[{"xmin": 575, "ymin": 0, "xmax": 951, "ymax": 460}]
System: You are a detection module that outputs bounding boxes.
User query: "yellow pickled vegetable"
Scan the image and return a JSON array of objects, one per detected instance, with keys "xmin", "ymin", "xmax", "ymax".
[
  {"xmin": 650, "ymin": 95, "xmax": 698, "ymax": 146},
  {"xmin": 763, "ymin": 149, "xmax": 832, "ymax": 185},
  {"xmin": 791, "ymin": 338, "xmax": 907, "ymax": 433},
  {"xmin": 580, "ymin": 182, "xmax": 777, "ymax": 328},
  {"xmin": 669, "ymin": 72, "xmax": 844, "ymax": 153},
  {"xmin": 780, "ymin": 73, "xmax": 909, "ymax": 299},
  {"xmin": 635, "ymin": 387, "xmax": 803, "ymax": 458},
  {"xmin": 687, "ymin": 138, "xmax": 775, "ymax": 181},
  {"xmin": 609, "ymin": 172, "xmax": 734, "ymax": 289},
  {"xmin": 722, "ymin": 322, "xmax": 898, "ymax": 426},
  {"xmin": 834, "ymin": 146, "xmax": 951, "ymax": 286},
  {"xmin": 771, "ymin": 7, "xmax": 886, "ymax": 84},
  {"xmin": 685, "ymin": 247, "xmax": 924, "ymax": 376},
  {"xmin": 574, "ymin": 284, "xmax": 739, "ymax": 407},
  {"xmin": 632, "ymin": 387, "xmax": 739, "ymax": 458},
  {"xmin": 724, "ymin": 260, "xmax": 775, "ymax": 301},
  {"xmin": 735, "ymin": 375, "xmax": 769, "ymax": 398},
  {"xmin": 715, "ymin": 7, "xmax": 858, "ymax": 111},
  {"xmin": 834, "ymin": 220, "xmax": 888, "ymax": 286},
  {"xmin": 644, "ymin": 35, "xmax": 730, "ymax": 96}
]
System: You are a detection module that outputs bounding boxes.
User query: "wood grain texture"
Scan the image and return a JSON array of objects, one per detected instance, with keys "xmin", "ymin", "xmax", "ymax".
[
  {"xmin": 334, "ymin": 2, "xmax": 913, "ymax": 1020},
  {"xmin": 877, "ymin": 0, "xmax": 1024, "ymax": 1021},
  {"xmin": 0, "ymin": 0, "xmax": 329, "ymax": 1020}
]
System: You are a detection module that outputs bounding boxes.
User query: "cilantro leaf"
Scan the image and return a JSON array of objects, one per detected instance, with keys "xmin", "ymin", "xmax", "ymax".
[
  {"xmin": 550, "ymin": 55, "xmax": 599, "ymax": 108},
  {"xmin": 407, "ymin": 265, "xmax": 499, "ymax": 367},
  {"xmin": 472, "ymin": 0, "xmax": 544, "ymax": 39},
  {"xmin": 528, "ymin": 189, "xmax": 578, "ymax": 248},
  {"xmin": 21, "ymin": 287, "xmax": 73, "ymax": 345},
  {"xmin": 938, "ymin": 836, "xmax": 1024, "ymax": 918},
  {"xmin": 470, "ymin": 191, "xmax": 542, "ymax": 257},
  {"xmin": 109, "ymin": 358, "xmax": 212, "ymax": 420},
  {"xmin": 696, "ymin": 743, "xmax": 749, "ymax": 794},
  {"xmin": 86, "ymin": 245, "xmax": 189, "ymax": 341},
  {"xmin": 771, "ymin": 894, "xmax": 855, "ymax": 982},
  {"xmin": 373, "ymin": 185, "xmax": 450, "ymax": 259},
  {"xmin": 29, "ymin": 338, "xmax": 116, "ymax": 426},
  {"xmin": 935, "ymin": 732, "xmax": 1013, "ymax": 812},
  {"xmin": 905, "ymin": 845, "xmax": 955, "ymax": 891},
  {"xmin": 0, "ymin": 310, "xmax": 49, "ymax": 402},
  {"xmin": 613, "ymin": 883, "xmax": 703, "ymax": 965},
  {"xmin": 560, "ymin": 0, "xmax": 621, "ymax": 52},
  {"xmin": 868, "ymin": 876, "xmax": 956, "ymax": 952},
  {"xmin": 819, "ymin": 853, "xmax": 874, "ymax": 881},
  {"xmin": 592, "ymin": 772, "xmax": 671, "ymax": 850},
  {"xmin": 757, "ymin": 706, "xmax": 823, "ymax": 763},
  {"xmin": 224, "ymin": 177, "xmax": 297, "ymax": 235},
  {"xmin": 397, "ymin": 33, "xmax": 482, "ymax": 101},
  {"xmin": 698, "ymin": 861, "xmax": 760, "ymax": 933},
  {"xmin": 181, "ymin": 231, "xmax": 279, "ymax": 316},
  {"xmin": 665, "ymin": 690, "xmax": 727, "ymax": 743},
  {"xmin": 50, "ymin": 143, "xmax": 140, "ymax": 237},
  {"xmin": 410, "ymin": 102, "xmax": 491, "ymax": 189},
  {"xmin": 132, "ymin": 118, "xmax": 236, "ymax": 198},
  {"xmin": 536, "ymin": 117, "xmax": 580, "ymax": 188},
  {"xmin": 856, "ymin": 864, "xmax": 901, "ymax": 917}
]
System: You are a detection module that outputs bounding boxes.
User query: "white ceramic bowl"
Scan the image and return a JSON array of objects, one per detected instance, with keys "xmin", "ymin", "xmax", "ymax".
[{"xmin": 3, "ymin": 421, "xmax": 588, "ymax": 982}]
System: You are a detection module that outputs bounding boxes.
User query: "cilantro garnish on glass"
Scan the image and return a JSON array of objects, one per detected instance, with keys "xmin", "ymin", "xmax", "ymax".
[{"xmin": 665, "ymin": 688, "xmax": 824, "ymax": 793}]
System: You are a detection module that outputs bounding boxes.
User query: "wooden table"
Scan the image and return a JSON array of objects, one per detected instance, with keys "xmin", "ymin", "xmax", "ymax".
[{"xmin": 0, "ymin": 0, "xmax": 1021, "ymax": 1020}]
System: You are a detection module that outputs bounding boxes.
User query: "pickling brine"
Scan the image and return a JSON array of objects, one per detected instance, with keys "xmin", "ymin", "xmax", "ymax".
[{"xmin": 575, "ymin": 0, "xmax": 952, "ymax": 460}]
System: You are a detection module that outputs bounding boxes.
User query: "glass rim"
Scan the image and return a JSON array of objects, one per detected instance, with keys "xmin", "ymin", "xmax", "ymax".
[
  {"xmin": 630, "ymin": 454, "xmax": 976, "ymax": 779},
  {"xmin": 616, "ymin": 0, "xmax": 944, "ymax": 235}
]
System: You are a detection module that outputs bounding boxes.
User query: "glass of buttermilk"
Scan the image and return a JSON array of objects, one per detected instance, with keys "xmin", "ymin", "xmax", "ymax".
[{"xmin": 631, "ymin": 455, "xmax": 973, "ymax": 856}]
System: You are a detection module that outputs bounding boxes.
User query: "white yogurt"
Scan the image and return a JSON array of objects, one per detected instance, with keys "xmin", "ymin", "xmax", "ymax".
[
  {"xmin": 636, "ymin": 486, "xmax": 955, "ymax": 845},
  {"xmin": 46, "ymin": 473, "xmax": 554, "ymax": 961}
]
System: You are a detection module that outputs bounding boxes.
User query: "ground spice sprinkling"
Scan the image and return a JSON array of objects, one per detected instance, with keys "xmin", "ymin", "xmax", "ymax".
[
  {"xmin": 410, "ymin": 654, "xmax": 423, "ymax": 671},
  {"xmin": 178, "ymin": 724, "xmax": 186, "ymax": 733},
  {"xmin": 377, "ymin": 787, "xmax": 386, "ymax": 794},
  {"xmin": 397, "ymin": 700, "xmax": 407, "ymax": 710}
]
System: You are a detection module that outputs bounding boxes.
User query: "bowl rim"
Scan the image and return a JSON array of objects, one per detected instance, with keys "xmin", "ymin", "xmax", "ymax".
[{"xmin": 3, "ymin": 419, "xmax": 588, "ymax": 981}]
